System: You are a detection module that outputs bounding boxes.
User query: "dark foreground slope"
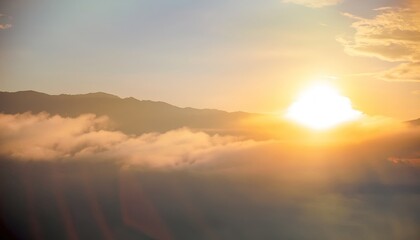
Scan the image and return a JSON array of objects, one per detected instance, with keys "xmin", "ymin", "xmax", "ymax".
[{"xmin": 0, "ymin": 91, "xmax": 256, "ymax": 135}]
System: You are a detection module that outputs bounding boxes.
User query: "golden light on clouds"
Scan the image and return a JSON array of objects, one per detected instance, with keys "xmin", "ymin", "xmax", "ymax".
[
  {"xmin": 338, "ymin": 1, "xmax": 420, "ymax": 82},
  {"xmin": 285, "ymin": 83, "xmax": 362, "ymax": 130}
]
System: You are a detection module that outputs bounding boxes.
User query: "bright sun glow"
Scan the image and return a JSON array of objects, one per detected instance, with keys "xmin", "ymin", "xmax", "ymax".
[{"xmin": 286, "ymin": 83, "xmax": 362, "ymax": 130}]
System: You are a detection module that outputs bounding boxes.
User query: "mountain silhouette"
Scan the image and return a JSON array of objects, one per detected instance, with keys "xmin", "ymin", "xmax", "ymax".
[
  {"xmin": 1, "ymin": 90, "xmax": 418, "ymax": 138},
  {"xmin": 0, "ymin": 90, "xmax": 259, "ymax": 136}
]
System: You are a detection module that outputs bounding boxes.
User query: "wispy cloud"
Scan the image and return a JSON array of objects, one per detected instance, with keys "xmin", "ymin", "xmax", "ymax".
[
  {"xmin": 338, "ymin": 1, "xmax": 420, "ymax": 81},
  {"xmin": 282, "ymin": 0, "xmax": 342, "ymax": 8}
]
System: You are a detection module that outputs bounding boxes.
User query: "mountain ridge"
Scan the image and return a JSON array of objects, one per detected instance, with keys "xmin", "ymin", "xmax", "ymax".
[
  {"xmin": 1, "ymin": 90, "xmax": 418, "ymax": 137},
  {"xmin": 3, "ymin": 90, "xmax": 248, "ymax": 114},
  {"xmin": 0, "ymin": 90, "xmax": 259, "ymax": 135}
]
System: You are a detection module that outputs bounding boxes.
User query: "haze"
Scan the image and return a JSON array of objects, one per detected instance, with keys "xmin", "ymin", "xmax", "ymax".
[{"xmin": 0, "ymin": 0, "xmax": 419, "ymax": 239}]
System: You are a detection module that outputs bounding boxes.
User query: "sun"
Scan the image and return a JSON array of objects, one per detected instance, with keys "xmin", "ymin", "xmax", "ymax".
[{"xmin": 285, "ymin": 83, "xmax": 362, "ymax": 130}]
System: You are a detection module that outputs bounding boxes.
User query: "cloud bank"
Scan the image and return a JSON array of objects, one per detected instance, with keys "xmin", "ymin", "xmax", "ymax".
[
  {"xmin": 0, "ymin": 112, "xmax": 259, "ymax": 169},
  {"xmin": 283, "ymin": 0, "xmax": 342, "ymax": 8},
  {"xmin": 1, "ymin": 112, "xmax": 418, "ymax": 165},
  {"xmin": 338, "ymin": 1, "xmax": 420, "ymax": 81},
  {"xmin": 0, "ymin": 112, "xmax": 419, "ymax": 239}
]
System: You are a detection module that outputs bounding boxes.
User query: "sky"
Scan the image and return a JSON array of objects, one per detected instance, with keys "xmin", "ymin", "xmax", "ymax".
[{"xmin": 0, "ymin": 0, "xmax": 419, "ymax": 119}]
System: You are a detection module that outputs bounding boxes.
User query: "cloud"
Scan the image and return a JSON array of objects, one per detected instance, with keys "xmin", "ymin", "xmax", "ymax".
[
  {"xmin": 0, "ymin": 13, "xmax": 12, "ymax": 30},
  {"xmin": 0, "ymin": 112, "xmax": 418, "ymax": 173},
  {"xmin": 0, "ymin": 112, "xmax": 419, "ymax": 239},
  {"xmin": 0, "ymin": 24, "xmax": 11, "ymax": 30},
  {"xmin": 282, "ymin": 0, "xmax": 342, "ymax": 8},
  {"xmin": 378, "ymin": 62, "xmax": 420, "ymax": 82},
  {"xmin": 0, "ymin": 112, "xmax": 259, "ymax": 169},
  {"xmin": 338, "ymin": 1, "xmax": 420, "ymax": 81},
  {"xmin": 1, "ymin": 112, "xmax": 417, "ymax": 165}
]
